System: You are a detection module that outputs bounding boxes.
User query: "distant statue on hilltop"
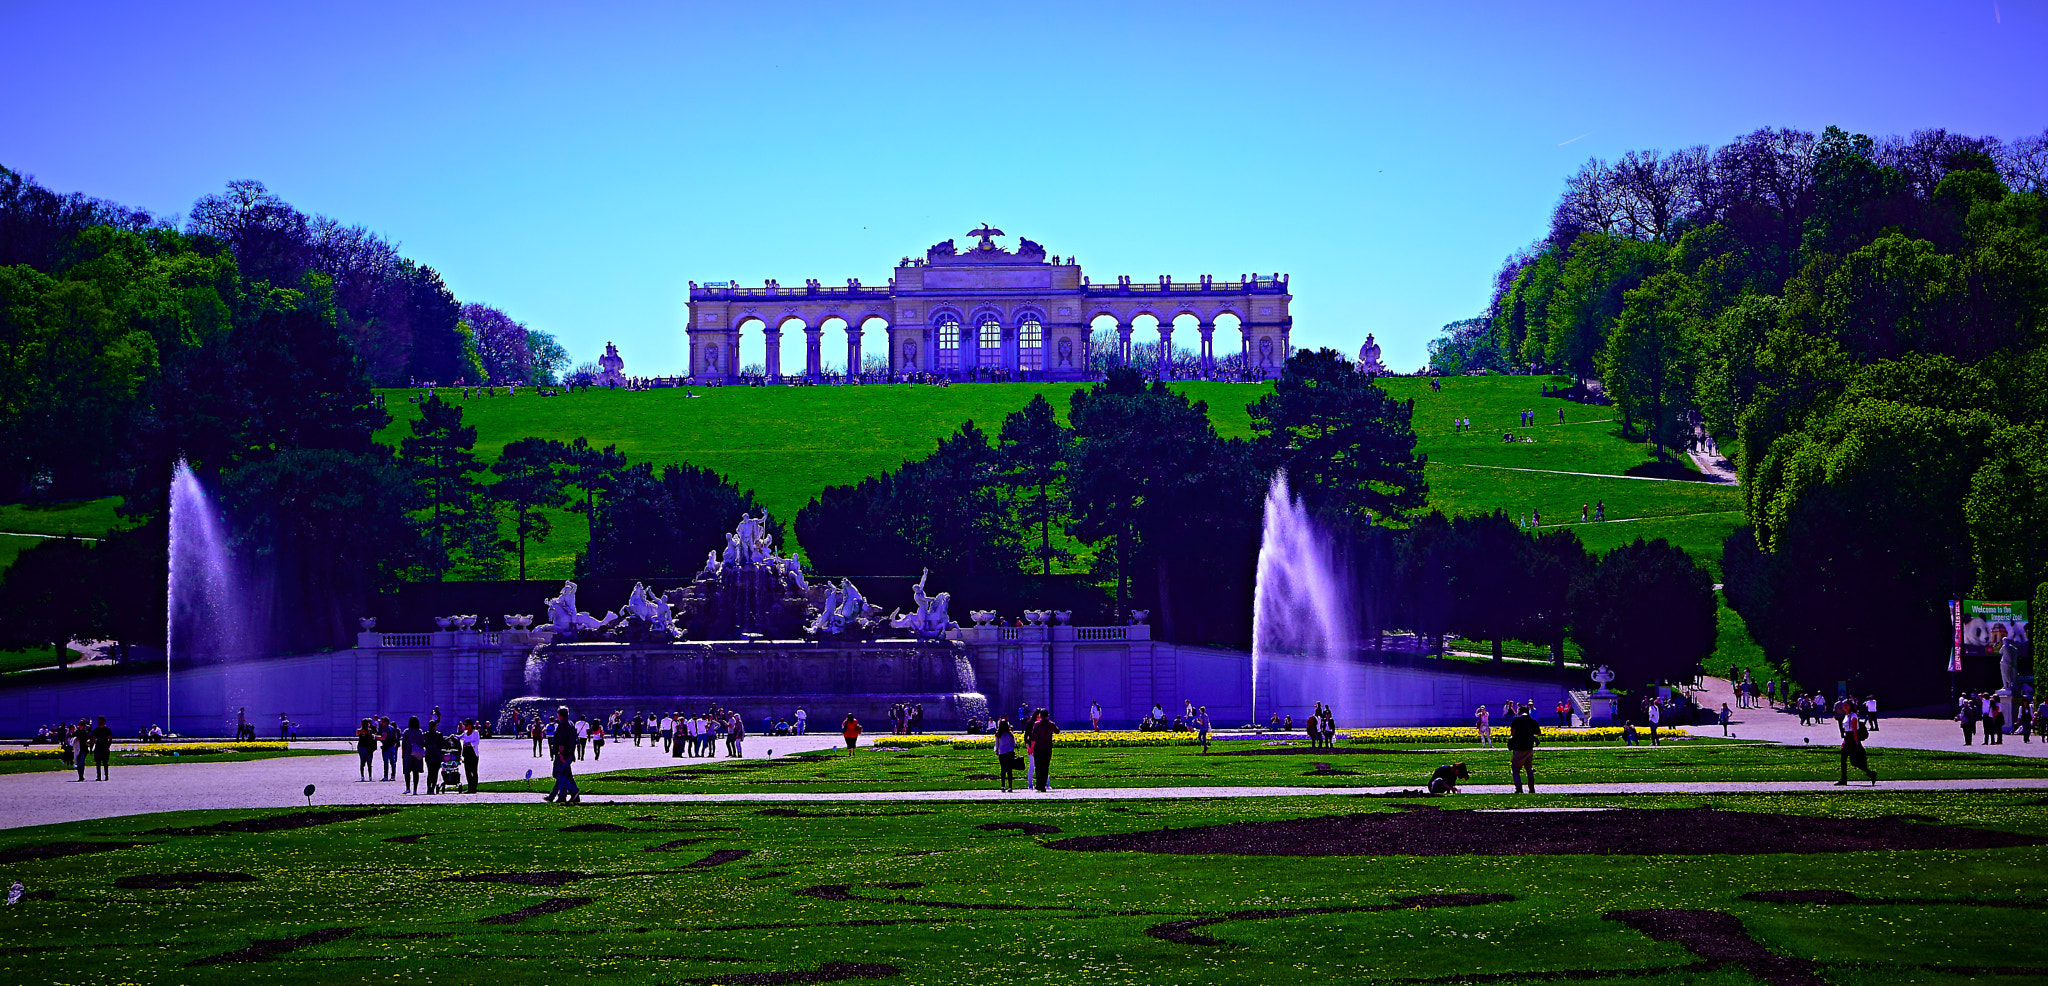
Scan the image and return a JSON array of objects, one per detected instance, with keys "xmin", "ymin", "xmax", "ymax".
[
  {"xmin": 1358, "ymin": 334, "xmax": 1388, "ymax": 376},
  {"xmin": 598, "ymin": 342, "xmax": 626, "ymax": 388}
]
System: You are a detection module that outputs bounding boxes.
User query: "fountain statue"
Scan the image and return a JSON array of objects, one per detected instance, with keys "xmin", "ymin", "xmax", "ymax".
[
  {"xmin": 890, "ymin": 568, "xmax": 954, "ymax": 636},
  {"xmin": 540, "ymin": 581, "xmax": 614, "ymax": 639}
]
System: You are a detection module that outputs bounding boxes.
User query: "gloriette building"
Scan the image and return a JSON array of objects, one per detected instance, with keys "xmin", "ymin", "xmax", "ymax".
[{"xmin": 685, "ymin": 226, "xmax": 1292, "ymax": 382}]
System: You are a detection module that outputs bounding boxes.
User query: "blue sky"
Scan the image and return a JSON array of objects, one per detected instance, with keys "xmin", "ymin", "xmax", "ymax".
[{"xmin": 3, "ymin": 1, "xmax": 2043, "ymax": 373}]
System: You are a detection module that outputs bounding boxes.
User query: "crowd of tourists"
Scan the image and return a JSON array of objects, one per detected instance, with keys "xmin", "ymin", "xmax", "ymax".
[
  {"xmin": 352, "ymin": 710, "xmax": 483, "ymax": 795},
  {"xmin": 1957, "ymin": 690, "xmax": 2044, "ymax": 746}
]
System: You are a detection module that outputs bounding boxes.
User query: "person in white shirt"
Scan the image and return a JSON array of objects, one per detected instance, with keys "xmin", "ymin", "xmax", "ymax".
[
  {"xmin": 575, "ymin": 718, "xmax": 590, "ymax": 759},
  {"xmin": 458, "ymin": 720, "xmax": 482, "ymax": 793},
  {"xmin": 795, "ymin": 708, "xmax": 808, "ymax": 735}
]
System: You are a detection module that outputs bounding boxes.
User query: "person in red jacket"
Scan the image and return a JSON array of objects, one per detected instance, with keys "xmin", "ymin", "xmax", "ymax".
[
  {"xmin": 841, "ymin": 713, "xmax": 861, "ymax": 753},
  {"xmin": 1027, "ymin": 709, "xmax": 1060, "ymax": 792}
]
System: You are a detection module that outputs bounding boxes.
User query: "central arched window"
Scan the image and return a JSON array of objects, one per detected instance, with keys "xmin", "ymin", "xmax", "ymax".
[
  {"xmin": 1019, "ymin": 318, "xmax": 1044, "ymax": 371},
  {"xmin": 935, "ymin": 317, "xmax": 961, "ymax": 370},
  {"xmin": 977, "ymin": 318, "xmax": 1002, "ymax": 367}
]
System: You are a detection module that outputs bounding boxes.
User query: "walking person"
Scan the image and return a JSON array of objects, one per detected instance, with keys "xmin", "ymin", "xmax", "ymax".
[
  {"xmin": 459, "ymin": 719, "xmax": 482, "ymax": 794},
  {"xmin": 1646, "ymin": 701, "xmax": 1662, "ymax": 746},
  {"xmin": 401, "ymin": 716, "xmax": 425, "ymax": 795},
  {"xmin": 1090, "ymin": 700, "xmax": 1102, "ymax": 732},
  {"xmin": 1718, "ymin": 703, "xmax": 1732, "ymax": 736},
  {"xmin": 1476, "ymin": 704, "xmax": 1493, "ymax": 748},
  {"xmin": 529, "ymin": 716, "xmax": 544, "ymax": 758},
  {"xmin": 1835, "ymin": 704, "xmax": 1878, "ymax": 786},
  {"xmin": 1961, "ymin": 700, "xmax": 1979, "ymax": 745},
  {"xmin": 1197, "ymin": 707, "xmax": 1212, "ymax": 753},
  {"xmin": 422, "ymin": 718, "xmax": 448, "ymax": 794},
  {"xmin": 544, "ymin": 707, "xmax": 580, "ymax": 804},
  {"xmin": 65, "ymin": 720, "xmax": 85, "ymax": 781},
  {"xmin": 728, "ymin": 713, "xmax": 745, "ymax": 758},
  {"xmin": 993, "ymin": 719, "xmax": 1019, "ymax": 792},
  {"xmin": 356, "ymin": 718, "xmax": 378, "ymax": 780},
  {"xmin": 1507, "ymin": 704, "xmax": 1540, "ymax": 793},
  {"xmin": 89, "ymin": 716, "xmax": 112, "ymax": 780},
  {"xmin": 382, "ymin": 717, "xmax": 400, "ymax": 781},
  {"xmin": 1028, "ymin": 708, "xmax": 1059, "ymax": 792},
  {"xmin": 841, "ymin": 713, "xmax": 861, "ymax": 754},
  {"xmin": 591, "ymin": 722, "xmax": 605, "ymax": 760}
]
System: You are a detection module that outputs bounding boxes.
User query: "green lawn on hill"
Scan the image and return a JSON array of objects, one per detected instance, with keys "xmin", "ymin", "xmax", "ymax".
[{"xmin": 373, "ymin": 375, "xmax": 1742, "ymax": 578}]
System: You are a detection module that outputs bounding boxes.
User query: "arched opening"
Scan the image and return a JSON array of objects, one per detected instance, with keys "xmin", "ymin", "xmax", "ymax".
[
  {"xmin": 855, "ymin": 316, "xmax": 888, "ymax": 379},
  {"xmin": 1167, "ymin": 313, "xmax": 1202, "ymax": 380},
  {"xmin": 775, "ymin": 316, "xmax": 808, "ymax": 382},
  {"xmin": 934, "ymin": 313, "xmax": 962, "ymax": 372},
  {"xmin": 1018, "ymin": 314, "xmax": 1044, "ymax": 374},
  {"xmin": 817, "ymin": 316, "xmax": 850, "ymax": 377},
  {"xmin": 1212, "ymin": 313, "xmax": 1245, "ymax": 381},
  {"xmin": 734, "ymin": 316, "xmax": 768, "ymax": 379},
  {"xmin": 1129, "ymin": 313, "xmax": 1163, "ymax": 377},
  {"xmin": 1087, "ymin": 313, "xmax": 1122, "ymax": 374},
  {"xmin": 975, "ymin": 313, "xmax": 1003, "ymax": 376}
]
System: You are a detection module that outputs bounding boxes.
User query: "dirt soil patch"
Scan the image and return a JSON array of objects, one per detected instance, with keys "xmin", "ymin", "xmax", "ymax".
[
  {"xmin": 1046, "ymin": 807, "xmax": 2046, "ymax": 857},
  {"xmin": 114, "ymin": 871, "xmax": 258, "ymax": 890},
  {"xmin": 443, "ymin": 871, "xmax": 588, "ymax": 887},
  {"xmin": 0, "ymin": 841, "xmax": 151, "ymax": 864},
  {"xmin": 479, "ymin": 896, "xmax": 595, "ymax": 925},
  {"xmin": 1605, "ymin": 909, "xmax": 1828, "ymax": 986},
  {"xmin": 979, "ymin": 822, "xmax": 1061, "ymax": 836},
  {"xmin": 676, "ymin": 962, "xmax": 901, "ymax": 985},
  {"xmin": 187, "ymin": 926, "xmax": 359, "ymax": 965},
  {"xmin": 755, "ymin": 808, "xmax": 934, "ymax": 818},
  {"xmin": 688, "ymin": 849, "xmax": 751, "ymax": 868},
  {"xmin": 145, "ymin": 808, "xmax": 398, "ymax": 836},
  {"xmin": 559, "ymin": 823, "xmax": 628, "ymax": 833},
  {"xmin": 383, "ymin": 833, "xmax": 429, "ymax": 844}
]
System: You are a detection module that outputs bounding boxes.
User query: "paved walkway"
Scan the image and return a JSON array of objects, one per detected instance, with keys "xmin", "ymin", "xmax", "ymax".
[
  {"xmin": 1688, "ymin": 676, "xmax": 2048, "ymax": 756},
  {"xmin": 5, "ymin": 723, "xmax": 2048, "ymax": 829}
]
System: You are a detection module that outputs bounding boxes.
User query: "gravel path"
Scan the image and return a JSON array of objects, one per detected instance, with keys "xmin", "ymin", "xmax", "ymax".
[{"xmin": 2, "ymin": 730, "xmax": 2047, "ymax": 830}]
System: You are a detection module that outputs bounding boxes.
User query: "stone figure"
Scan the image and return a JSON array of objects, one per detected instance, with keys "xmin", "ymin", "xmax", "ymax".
[
  {"xmin": 1058, "ymin": 338, "xmax": 1073, "ymax": 366},
  {"xmin": 540, "ymin": 581, "xmax": 608, "ymax": 634},
  {"xmin": 892, "ymin": 568, "xmax": 954, "ymax": 635},
  {"xmin": 1357, "ymin": 334, "xmax": 1388, "ymax": 376},
  {"xmin": 788, "ymin": 553, "xmax": 809, "ymax": 593},
  {"xmin": 598, "ymin": 342, "xmax": 627, "ymax": 388},
  {"xmin": 623, "ymin": 583, "xmax": 678, "ymax": 637},
  {"xmin": 928, "ymin": 239, "xmax": 957, "ymax": 258},
  {"xmin": 811, "ymin": 582, "xmax": 845, "ymax": 634},
  {"xmin": 2001, "ymin": 638, "xmax": 2021, "ymax": 700}
]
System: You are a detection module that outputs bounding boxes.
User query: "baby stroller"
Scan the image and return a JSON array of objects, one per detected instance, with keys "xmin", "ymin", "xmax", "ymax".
[{"xmin": 438, "ymin": 748, "xmax": 463, "ymax": 793}]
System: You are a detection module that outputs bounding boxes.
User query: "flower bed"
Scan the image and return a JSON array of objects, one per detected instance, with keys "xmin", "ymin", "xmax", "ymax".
[
  {"xmin": 0, "ymin": 741, "xmax": 292, "ymax": 761},
  {"xmin": 867, "ymin": 727, "xmax": 1687, "ymax": 751}
]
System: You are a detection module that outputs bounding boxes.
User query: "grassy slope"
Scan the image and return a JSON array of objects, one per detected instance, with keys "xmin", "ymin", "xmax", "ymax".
[
  {"xmin": 373, "ymin": 376, "xmax": 1740, "ymax": 578},
  {"xmin": 492, "ymin": 738, "xmax": 2048, "ymax": 796},
  {"xmin": 1, "ymin": 792, "xmax": 2044, "ymax": 984}
]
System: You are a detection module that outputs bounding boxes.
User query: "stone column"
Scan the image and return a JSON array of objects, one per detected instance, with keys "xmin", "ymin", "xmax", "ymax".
[
  {"xmin": 1004, "ymin": 325, "xmax": 1019, "ymax": 375},
  {"xmin": 1117, "ymin": 322, "xmax": 1134, "ymax": 367},
  {"xmin": 805, "ymin": 327, "xmax": 823, "ymax": 380},
  {"xmin": 765, "ymin": 326, "xmax": 783, "ymax": 381},
  {"xmin": 727, "ymin": 329, "xmax": 741, "ymax": 383},
  {"xmin": 846, "ymin": 325, "xmax": 863, "ymax": 380},
  {"xmin": 1157, "ymin": 322, "xmax": 1174, "ymax": 379},
  {"xmin": 1198, "ymin": 322, "xmax": 1215, "ymax": 376}
]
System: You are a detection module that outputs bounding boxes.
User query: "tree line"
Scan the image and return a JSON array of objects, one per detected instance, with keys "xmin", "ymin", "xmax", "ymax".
[{"xmin": 1430, "ymin": 124, "xmax": 2048, "ymax": 701}]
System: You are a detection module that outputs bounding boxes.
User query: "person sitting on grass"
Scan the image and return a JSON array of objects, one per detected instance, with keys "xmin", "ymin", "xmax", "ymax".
[{"xmin": 1428, "ymin": 762, "xmax": 1469, "ymax": 794}]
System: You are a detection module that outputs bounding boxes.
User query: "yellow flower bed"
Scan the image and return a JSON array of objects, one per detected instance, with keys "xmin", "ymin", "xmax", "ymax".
[
  {"xmin": 867, "ymin": 727, "xmax": 1687, "ymax": 750},
  {"xmin": 1343, "ymin": 726, "xmax": 1687, "ymax": 744},
  {"xmin": 0, "ymin": 741, "xmax": 290, "ymax": 759}
]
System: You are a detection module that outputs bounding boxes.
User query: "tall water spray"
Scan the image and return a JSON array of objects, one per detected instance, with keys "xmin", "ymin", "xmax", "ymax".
[
  {"xmin": 1250, "ymin": 471, "xmax": 1356, "ymax": 725},
  {"xmin": 166, "ymin": 460, "xmax": 248, "ymax": 732}
]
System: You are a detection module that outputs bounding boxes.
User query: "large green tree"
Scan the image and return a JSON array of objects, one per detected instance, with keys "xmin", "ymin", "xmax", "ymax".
[
  {"xmin": 490, "ymin": 437, "xmax": 572, "ymax": 580},
  {"xmin": 998, "ymin": 394, "xmax": 1070, "ymax": 575},
  {"xmin": 398, "ymin": 395, "xmax": 500, "ymax": 579},
  {"xmin": 1248, "ymin": 348, "xmax": 1426, "ymax": 525}
]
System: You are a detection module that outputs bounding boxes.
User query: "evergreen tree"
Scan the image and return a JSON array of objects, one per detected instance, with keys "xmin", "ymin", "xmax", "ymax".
[
  {"xmin": 1570, "ymin": 538, "xmax": 1717, "ymax": 688},
  {"xmin": 490, "ymin": 437, "xmax": 571, "ymax": 580},
  {"xmin": 1248, "ymin": 348, "xmax": 1426, "ymax": 525},
  {"xmin": 398, "ymin": 395, "xmax": 500, "ymax": 579},
  {"xmin": 998, "ymin": 394, "xmax": 1070, "ymax": 575}
]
